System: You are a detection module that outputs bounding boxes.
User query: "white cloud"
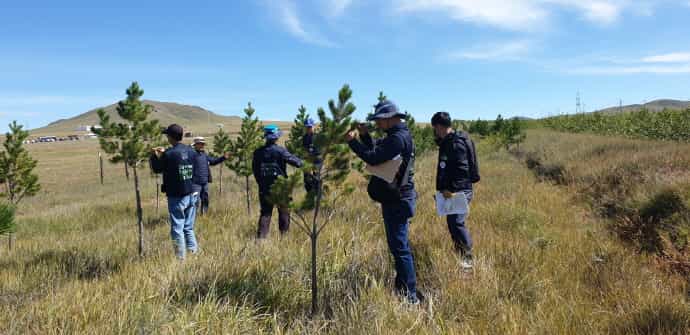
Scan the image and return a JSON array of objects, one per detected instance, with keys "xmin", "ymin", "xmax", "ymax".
[
  {"xmin": 443, "ymin": 40, "xmax": 532, "ymax": 61},
  {"xmin": 326, "ymin": 0, "xmax": 353, "ymax": 17},
  {"xmin": 569, "ymin": 64, "xmax": 690, "ymax": 74},
  {"xmin": 396, "ymin": 0, "xmax": 547, "ymax": 30},
  {"xmin": 394, "ymin": 0, "xmax": 633, "ymax": 30},
  {"xmin": 642, "ymin": 52, "xmax": 690, "ymax": 63},
  {"xmin": 266, "ymin": 0, "xmax": 337, "ymax": 47}
]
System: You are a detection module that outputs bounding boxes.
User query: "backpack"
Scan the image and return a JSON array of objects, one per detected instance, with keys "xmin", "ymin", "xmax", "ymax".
[
  {"xmin": 260, "ymin": 161, "xmax": 283, "ymax": 187},
  {"xmin": 457, "ymin": 132, "xmax": 481, "ymax": 183}
]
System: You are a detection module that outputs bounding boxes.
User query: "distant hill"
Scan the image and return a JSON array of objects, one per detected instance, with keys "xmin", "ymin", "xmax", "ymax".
[
  {"xmin": 595, "ymin": 99, "xmax": 690, "ymax": 114},
  {"xmin": 32, "ymin": 100, "xmax": 246, "ymax": 136}
]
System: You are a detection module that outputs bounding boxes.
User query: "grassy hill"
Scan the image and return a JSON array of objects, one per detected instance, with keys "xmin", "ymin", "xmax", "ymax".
[
  {"xmin": 596, "ymin": 99, "xmax": 690, "ymax": 114},
  {"xmin": 30, "ymin": 100, "xmax": 281, "ymax": 137}
]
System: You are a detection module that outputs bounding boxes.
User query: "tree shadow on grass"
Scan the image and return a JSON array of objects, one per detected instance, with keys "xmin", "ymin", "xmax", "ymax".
[
  {"xmin": 27, "ymin": 249, "xmax": 123, "ymax": 280},
  {"xmin": 144, "ymin": 215, "xmax": 169, "ymax": 228},
  {"xmin": 167, "ymin": 268, "xmax": 303, "ymax": 316}
]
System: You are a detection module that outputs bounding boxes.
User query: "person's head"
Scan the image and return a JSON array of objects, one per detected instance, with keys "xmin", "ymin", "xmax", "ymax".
[
  {"xmin": 368, "ymin": 100, "xmax": 406, "ymax": 131},
  {"xmin": 162, "ymin": 124, "xmax": 184, "ymax": 145},
  {"xmin": 263, "ymin": 125, "xmax": 282, "ymax": 143},
  {"xmin": 431, "ymin": 111, "xmax": 453, "ymax": 139},
  {"xmin": 304, "ymin": 118, "xmax": 315, "ymax": 134},
  {"xmin": 193, "ymin": 137, "xmax": 206, "ymax": 151}
]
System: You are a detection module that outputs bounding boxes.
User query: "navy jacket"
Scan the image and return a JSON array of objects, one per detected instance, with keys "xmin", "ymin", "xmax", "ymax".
[
  {"xmin": 252, "ymin": 142, "xmax": 303, "ymax": 193},
  {"xmin": 150, "ymin": 143, "xmax": 196, "ymax": 197},
  {"xmin": 302, "ymin": 133, "xmax": 322, "ymax": 164},
  {"xmin": 192, "ymin": 150, "xmax": 226, "ymax": 185},
  {"xmin": 436, "ymin": 131, "xmax": 474, "ymax": 192},
  {"xmin": 348, "ymin": 123, "xmax": 416, "ymax": 199}
]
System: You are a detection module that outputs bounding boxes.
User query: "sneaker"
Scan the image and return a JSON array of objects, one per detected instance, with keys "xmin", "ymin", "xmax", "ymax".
[
  {"xmin": 460, "ymin": 254, "xmax": 474, "ymax": 271},
  {"xmin": 189, "ymin": 249, "xmax": 202, "ymax": 256},
  {"xmin": 406, "ymin": 294, "xmax": 420, "ymax": 306}
]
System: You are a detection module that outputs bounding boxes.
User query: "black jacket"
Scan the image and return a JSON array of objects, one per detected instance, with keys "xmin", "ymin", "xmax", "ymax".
[
  {"xmin": 348, "ymin": 123, "xmax": 416, "ymax": 200},
  {"xmin": 252, "ymin": 142, "xmax": 303, "ymax": 193},
  {"xmin": 436, "ymin": 131, "xmax": 474, "ymax": 192},
  {"xmin": 192, "ymin": 150, "xmax": 226, "ymax": 185},
  {"xmin": 150, "ymin": 143, "xmax": 196, "ymax": 197}
]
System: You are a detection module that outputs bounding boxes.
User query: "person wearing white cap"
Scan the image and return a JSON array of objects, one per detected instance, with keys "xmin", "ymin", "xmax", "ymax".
[{"xmin": 191, "ymin": 136, "xmax": 230, "ymax": 215}]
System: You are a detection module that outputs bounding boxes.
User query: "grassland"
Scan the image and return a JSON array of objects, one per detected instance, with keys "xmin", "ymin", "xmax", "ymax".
[{"xmin": 1, "ymin": 132, "xmax": 689, "ymax": 334}]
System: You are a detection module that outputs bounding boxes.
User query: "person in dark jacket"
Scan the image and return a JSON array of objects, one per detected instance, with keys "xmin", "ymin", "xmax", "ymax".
[
  {"xmin": 150, "ymin": 124, "xmax": 199, "ymax": 259},
  {"xmin": 191, "ymin": 137, "xmax": 230, "ymax": 215},
  {"xmin": 302, "ymin": 118, "xmax": 321, "ymax": 194},
  {"xmin": 346, "ymin": 100, "xmax": 420, "ymax": 305},
  {"xmin": 431, "ymin": 111, "xmax": 480, "ymax": 270},
  {"xmin": 252, "ymin": 125, "xmax": 303, "ymax": 239}
]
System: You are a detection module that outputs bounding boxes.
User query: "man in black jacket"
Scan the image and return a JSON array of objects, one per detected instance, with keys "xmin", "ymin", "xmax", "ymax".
[
  {"xmin": 431, "ymin": 112, "xmax": 480, "ymax": 271},
  {"xmin": 191, "ymin": 137, "xmax": 230, "ymax": 215},
  {"xmin": 252, "ymin": 125, "xmax": 303, "ymax": 239},
  {"xmin": 302, "ymin": 118, "xmax": 321, "ymax": 194},
  {"xmin": 346, "ymin": 100, "xmax": 420, "ymax": 305},
  {"xmin": 150, "ymin": 124, "xmax": 199, "ymax": 259}
]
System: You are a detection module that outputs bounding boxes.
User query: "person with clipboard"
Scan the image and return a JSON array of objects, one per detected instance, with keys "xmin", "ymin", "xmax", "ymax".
[
  {"xmin": 432, "ymin": 112, "xmax": 481, "ymax": 272},
  {"xmin": 346, "ymin": 99, "xmax": 421, "ymax": 305}
]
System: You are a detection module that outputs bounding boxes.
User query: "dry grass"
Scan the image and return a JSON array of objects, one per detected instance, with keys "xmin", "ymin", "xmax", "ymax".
[{"xmin": 1, "ymin": 133, "xmax": 689, "ymax": 334}]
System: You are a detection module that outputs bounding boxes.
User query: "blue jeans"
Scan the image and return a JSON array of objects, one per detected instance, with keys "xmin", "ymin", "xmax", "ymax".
[
  {"xmin": 381, "ymin": 197, "xmax": 418, "ymax": 299},
  {"xmin": 192, "ymin": 183, "xmax": 210, "ymax": 215},
  {"xmin": 446, "ymin": 190, "xmax": 473, "ymax": 255},
  {"xmin": 167, "ymin": 193, "xmax": 199, "ymax": 259}
]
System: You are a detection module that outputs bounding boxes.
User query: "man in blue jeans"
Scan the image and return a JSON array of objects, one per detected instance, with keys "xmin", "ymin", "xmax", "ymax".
[
  {"xmin": 346, "ymin": 100, "xmax": 420, "ymax": 304},
  {"xmin": 431, "ymin": 112, "xmax": 481, "ymax": 271},
  {"xmin": 150, "ymin": 124, "xmax": 199, "ymax": 259}
]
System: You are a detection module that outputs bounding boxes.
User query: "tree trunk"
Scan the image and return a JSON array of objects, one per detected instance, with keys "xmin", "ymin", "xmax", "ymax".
[
  {"xmin": 124, "ymin": 162, "xmax": 130, "ymax": 181},
  {"xmin": 133, "ymin": 165, "xmax": 144, "ymax": 257},
  {"xmin": 218, "ymin": 166, "xmax": 223, "ymax": 196},
  {"xmin": 245, "ymin": 175, "xmax": 251, "ymax": 216},
  {"xmin": 310, "ymin": 172, "xmax": 324, "ymax": 317},
  {"xmin": 99, "ymin": 152, "xmax": 104, "ymax": 185},
  {"xmin": 7, "ymin": 233, "xmax": 12, "ymax": 252}
]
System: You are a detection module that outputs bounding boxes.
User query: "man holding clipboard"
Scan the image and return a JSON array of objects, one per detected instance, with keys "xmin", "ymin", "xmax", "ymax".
[
  {"xmin": 346, "ymin": 99, "xmax": 421, "ymax": 305},
  {"xmin": 432, "ymin": 112, "xmax": 481, "ymax": 271}
]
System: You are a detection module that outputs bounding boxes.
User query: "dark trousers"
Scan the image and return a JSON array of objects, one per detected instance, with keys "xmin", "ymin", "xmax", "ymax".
[
  {"xmin": 192, "ymin": 183, "xmax": 210, "ymax": 215},
  {"xmin": 381, "ymin": 198, "xmax": 418, "ymax": 298},
  {"xmin": 257, "ymin": 192, "xmax": 290, "ymax": 238},
  {"xmin": 446, "ymin": 190, "xmax": 474, "ymax": 255}
]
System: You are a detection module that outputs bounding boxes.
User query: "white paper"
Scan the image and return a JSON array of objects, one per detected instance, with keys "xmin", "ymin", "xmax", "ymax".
[
  {"xmin": 436, "ymin": 191, "xmax": 469, "ymax": 216},
  {"xmin": 365, "ymin": 155, "xmax": 402, "ymax": 184}
]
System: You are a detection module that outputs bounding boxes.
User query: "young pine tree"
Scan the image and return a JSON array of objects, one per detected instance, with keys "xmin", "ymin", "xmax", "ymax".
[
  {"xmin": 95, "ymin": 82, "xmax": 161, "ymax": 257},
  {"xmin": 500, "ymin": 118, "xmax": 527, "ymax": 151},
  {"xmin": 270, "ymin": 84, "xmax": 357, "ymax": 316},
  {"xmin": 227, "ymin": 103, "xmax": 263, "ymax": 215},
  {"xmin": 285, "ymin": 105, "xmax": 310, "ymax": 157},
  {"xmin": 0, "ymin": 121, "xmax": 40, "ymax": 250},
  {"xmin": 212, "ymin": 126, "xmax": 231, "ymax": 196},
  {"xmin": 0, "ymin": 202, "xmax": 15, "ymax": 252}
]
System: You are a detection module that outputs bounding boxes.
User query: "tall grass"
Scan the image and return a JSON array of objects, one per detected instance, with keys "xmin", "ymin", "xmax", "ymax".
[
  {"xmin": 517, "ymin": 130, "xmax": 690, "ymax": 276},
  {"xmin": 1, "ymin": 137, "xmax": 688, "ymax": 334}
]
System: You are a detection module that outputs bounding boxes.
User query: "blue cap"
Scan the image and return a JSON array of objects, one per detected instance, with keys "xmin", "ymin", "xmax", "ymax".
[
  {"xmin": 264, "ymin": 125, "xmax": 282, "ymax": 140},
  {"xmin": 304, "ymin": 118, "xmax": 316, "ymax": 127},
  {"xmin": 367, "ymin": 100, "xmax": 406, "ymax": 121}
]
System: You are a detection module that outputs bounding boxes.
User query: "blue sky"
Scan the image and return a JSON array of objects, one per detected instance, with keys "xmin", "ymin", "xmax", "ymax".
[{"xmin": 2, "ymin": 0, "xmax": 690, "ymax": 131}]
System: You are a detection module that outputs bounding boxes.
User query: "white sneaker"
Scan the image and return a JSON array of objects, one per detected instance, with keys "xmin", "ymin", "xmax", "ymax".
[{"xmin": 460, "ymin": 255, "xmax": 474, "ymax": 271}]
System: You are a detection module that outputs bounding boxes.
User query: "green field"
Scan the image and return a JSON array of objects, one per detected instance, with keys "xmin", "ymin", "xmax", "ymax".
[{"xmin": 1, "ymin": 131, "xmax": 689, "ymax": 334}]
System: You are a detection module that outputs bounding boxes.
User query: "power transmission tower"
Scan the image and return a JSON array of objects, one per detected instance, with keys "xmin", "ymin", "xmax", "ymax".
[{"xmin": 576, "ymin": 92, "xmax": 582, "ymax": 114}]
